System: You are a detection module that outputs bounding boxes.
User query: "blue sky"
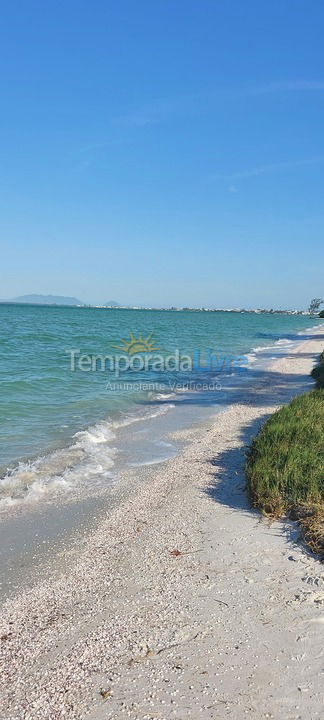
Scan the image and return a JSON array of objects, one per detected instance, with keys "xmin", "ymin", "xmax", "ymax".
[{"xmin": 1, "ymin": 0, "xmax": 324, "ymax": 309}]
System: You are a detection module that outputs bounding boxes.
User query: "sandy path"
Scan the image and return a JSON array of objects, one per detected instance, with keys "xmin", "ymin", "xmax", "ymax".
[{"xmin": 0, "ymin": 329, "xmax": 323, "ymax": 720}]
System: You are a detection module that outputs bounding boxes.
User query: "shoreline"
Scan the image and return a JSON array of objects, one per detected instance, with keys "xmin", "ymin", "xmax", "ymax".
[
  {"xmin": 1, "ymin": 328, "xmax": 324, "ymax": 719},
  {"xmin": 0, "ymin": 317, "xmax": 322, "ymax": 507},
  {"xmin": 0, "ymin": 323, "xmax": 320, "ymax": 600}
]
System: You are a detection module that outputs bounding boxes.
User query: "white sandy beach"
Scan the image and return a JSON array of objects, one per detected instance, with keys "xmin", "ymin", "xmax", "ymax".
[{"xmin": 0, "ymin": 328, "xmax": 324, "ymax": 720}]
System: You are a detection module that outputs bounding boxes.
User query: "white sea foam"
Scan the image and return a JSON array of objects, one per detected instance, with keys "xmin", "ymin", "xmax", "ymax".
[
  {"xmin": 151, "ymin": 392, "xmax": 176, "ymax": 400},
  {"xmin": 2, "ymin": 324, "xmax": 320, "ymax": 512},
  {"xmin": 111, "ymin": 402, "xmax": 175, "ymax": 429},
  {"xmin": 0, "ymin": 404, "xmax": 175, "ymax": 511},
  {"xmin": 242, "ymin": 328, "xmax": 318, "ymax": 372},
  {"xmin": 0, "ymin": 420, "xmax": 117, "ymax": 510},
  {"xmin": 249, "ymin": 336, "xmax": 298, "ymax": 364},
  {"xmin": 243, "ymin": 352, "xmax": 256, "ymax": 364}
]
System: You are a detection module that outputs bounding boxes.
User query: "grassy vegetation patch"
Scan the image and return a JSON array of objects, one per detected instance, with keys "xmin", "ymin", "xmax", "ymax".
[
  {"xmin": 246, "ymin": 389, "xmax": 324, "ymax": 558},
  {"xmin": 311, "ymin": 350, "xmax": 324, "ymax": 389}
]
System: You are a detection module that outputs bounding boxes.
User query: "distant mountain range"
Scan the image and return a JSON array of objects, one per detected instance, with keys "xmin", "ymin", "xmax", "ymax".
[
  {"xmin": 1, "ymin": 294, "xmax": 84, "ymax": 306},
  {"xmin": 0, "ymin": 294, "xmax": 122, "ymax": 307}
]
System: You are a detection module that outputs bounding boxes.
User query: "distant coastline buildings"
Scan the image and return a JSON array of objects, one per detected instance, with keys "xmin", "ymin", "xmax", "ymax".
[{"xmin": 0, "ymin": 294, "xmax": 314, "ymax": 314}]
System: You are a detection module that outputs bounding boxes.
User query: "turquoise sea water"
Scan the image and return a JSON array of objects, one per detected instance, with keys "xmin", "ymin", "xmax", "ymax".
[{"xmin": 0, "ymin": 303, "xmax": 321, "ymax": 509}]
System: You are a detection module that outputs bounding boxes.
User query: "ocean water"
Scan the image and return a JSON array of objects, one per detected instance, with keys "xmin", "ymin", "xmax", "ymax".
[{"xmin": 0, "ymin": 303, "xmax": 321, "ymax": 510}]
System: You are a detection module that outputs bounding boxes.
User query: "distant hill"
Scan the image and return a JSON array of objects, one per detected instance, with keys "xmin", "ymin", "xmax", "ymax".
[
  {"xmin": 6, "ymin": 294, "xmax": 84, "ymax": 306},
  {"xmin": 104, "ymin": 300, "xmax": 120, "ymax": 307}
]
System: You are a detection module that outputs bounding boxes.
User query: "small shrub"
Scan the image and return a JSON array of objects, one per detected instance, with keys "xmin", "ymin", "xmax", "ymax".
[
  {"xmin": 246, "ymin": 390, "xmax": 324, "ymax": 556},
  {"xmin": 311, "ymin": 351, "xmax": 324, "ymax": 389}
]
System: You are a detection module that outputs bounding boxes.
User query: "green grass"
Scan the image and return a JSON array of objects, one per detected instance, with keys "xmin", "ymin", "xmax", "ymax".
[
  {"xmin": 246, "ymin": 389, "xmax": 324, "ymax": 557},
  {"xmin": 311, "ymin": 350, "xmax": 324, "ymax": 389}
]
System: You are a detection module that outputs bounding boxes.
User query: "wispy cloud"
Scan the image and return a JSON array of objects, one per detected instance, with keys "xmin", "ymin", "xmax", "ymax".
[
  {"xmin": 113, "ymin": 80, "xmax": 324, "ymax": 127},
  {"xmin": 233, "ymin": 80, "xmax": 324, "ymax": 97},
  {"xmin": 218, "ymin": 157, "xmax": 324, "ymax": 182},
  {"xmin": 105, "ymin": 80, "xmax": 324, "ymax": 129},
  {"xmin": 74, "ymin": 81, "xmax": 324, "ymax": 163},
  {"xmin": 77, "ymin": 138, "xmax": 132, "ymax": 154},
  {"xmin": 72, "ymin": 138, "xmax": 133, "ymax": 172},
  {"xmin": 112, "ymin": 94, "xmax": 199, "ymax": 127}
]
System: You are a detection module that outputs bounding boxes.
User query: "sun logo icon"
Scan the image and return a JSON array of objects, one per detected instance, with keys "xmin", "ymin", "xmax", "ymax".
[{"xmin": 112, "ymin": 331, "xmax": 161, "ymax": 356}]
